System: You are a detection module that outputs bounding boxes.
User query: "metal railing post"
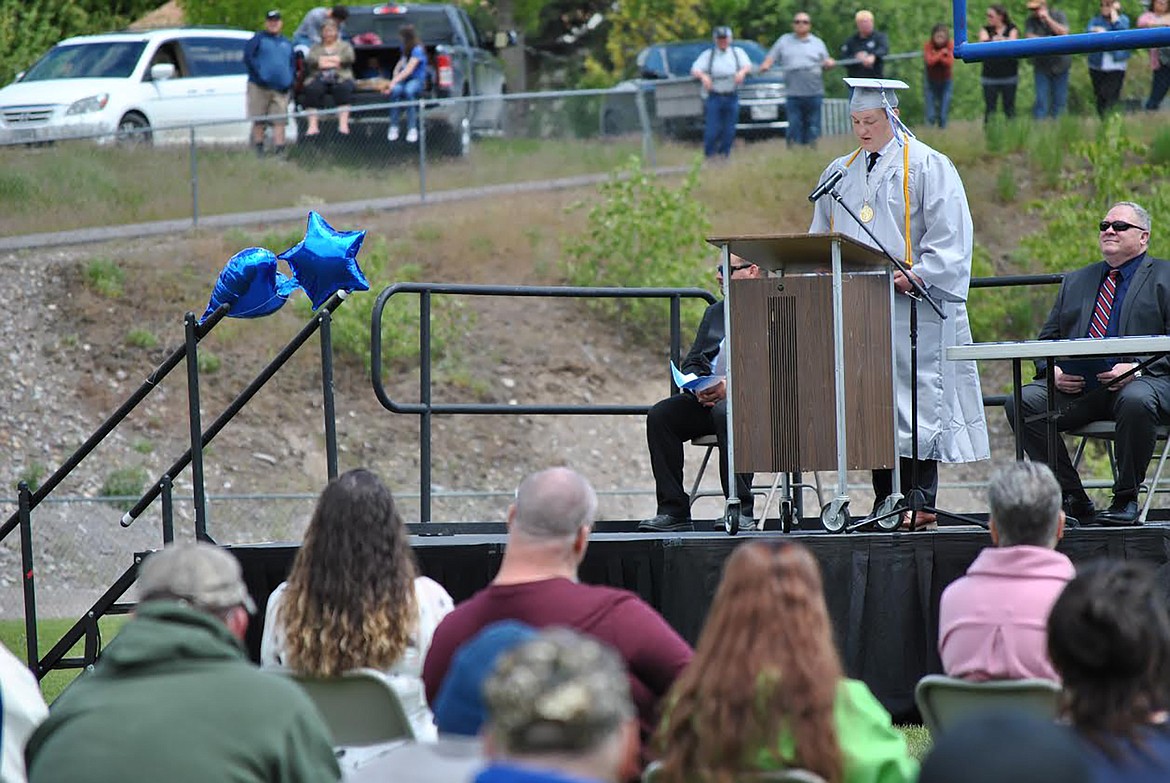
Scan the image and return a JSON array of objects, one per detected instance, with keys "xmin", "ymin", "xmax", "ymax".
[
  {"xmin": 184, "ymin": 313, "xmax": 210, "ymax": 542},
  {"xmin": 418, "ymin": 99, "xmax": 427, "ymax": 202},
  {"xmin": 635, "ymin": 85, "xmax": 655, "ymax": 168},
  {"xmin": 319, "ymin": 308, "xmax": 339, "ymax": 481},
  {"xmin": 419, "ymin": 290, "xmax": 432, "ymax": 524},
  {"xmin": 18, "ymin": 482, "xmax": 37, "ymax": 674},
  {"xmin": 189, "ymin": 125, "xmax": 199, "ymax": 227},
  {"xmin": 160, "ymin": 475, "xmax": 174, "ymax": 545}
]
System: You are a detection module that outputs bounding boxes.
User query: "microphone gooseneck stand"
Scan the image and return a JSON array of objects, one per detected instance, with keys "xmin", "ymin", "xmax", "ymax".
[{"xmin": 813, "ymin": 183, "xmax": 983, "ymax": 533}]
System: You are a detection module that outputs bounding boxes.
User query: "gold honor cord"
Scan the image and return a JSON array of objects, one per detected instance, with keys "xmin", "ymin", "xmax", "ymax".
[{"xmin": 828, "ymin": 134, "xmax": 914, "ymax": 268}]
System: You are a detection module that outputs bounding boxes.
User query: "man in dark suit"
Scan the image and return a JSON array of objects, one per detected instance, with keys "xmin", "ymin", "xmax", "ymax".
[
  {"xmin": 639, "ymin": 258, "xmax": 763, "ymax": 532},
  {"xmin": 1005, "ymin": 201, "xmax": 1170, "ymax": 525}
]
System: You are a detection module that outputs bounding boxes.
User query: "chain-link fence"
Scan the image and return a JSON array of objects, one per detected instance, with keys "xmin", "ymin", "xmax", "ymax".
[{"xmin": 0, "ymin": 81, "xmax": 878, "ymax": 237}]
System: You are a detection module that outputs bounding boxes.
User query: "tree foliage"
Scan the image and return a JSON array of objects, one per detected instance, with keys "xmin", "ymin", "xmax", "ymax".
[{"xmin": 0, "ymin": 0, "xmax": 159, "ymax": 86}]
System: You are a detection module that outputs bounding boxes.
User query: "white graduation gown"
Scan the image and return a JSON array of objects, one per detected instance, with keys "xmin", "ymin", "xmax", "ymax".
[{"xmin": 809, "ymin": 136, "xmax": 990, "ymax": 463}]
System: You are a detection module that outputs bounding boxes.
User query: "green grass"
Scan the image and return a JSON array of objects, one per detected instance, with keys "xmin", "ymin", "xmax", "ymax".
[
  {"xmin": 0, "ymin": 135, "xmax": 694, "ymax": 237},
  {"xmin": 0, "ymin": 617, "xmax": 127, "ymax": 703}
]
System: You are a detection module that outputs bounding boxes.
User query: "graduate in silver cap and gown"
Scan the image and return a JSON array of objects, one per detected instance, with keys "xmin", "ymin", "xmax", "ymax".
[{"xmin": 809, "ymin": 77, "xmax": 989, "ymax": 525}]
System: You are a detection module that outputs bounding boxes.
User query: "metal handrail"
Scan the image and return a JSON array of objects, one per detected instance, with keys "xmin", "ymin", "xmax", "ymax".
[{"xmin": 371, "ymin": 283, "xmax": 717, "ymax": 522}]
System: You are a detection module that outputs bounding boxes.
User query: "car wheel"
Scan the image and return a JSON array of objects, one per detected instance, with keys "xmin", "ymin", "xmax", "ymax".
[
  {"xmin": 116, "ymin": 112, "xmax": 152, "ymax": 146},
  {"xmin": 432, "ymin": 117, "xmax": 471, "ymax": 158}
]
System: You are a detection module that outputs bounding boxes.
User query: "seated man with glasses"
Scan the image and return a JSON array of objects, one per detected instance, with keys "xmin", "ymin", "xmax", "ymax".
[
  {"xmin": 1005, "ymin": 201, "xmax": 1170, "ymax": 525},
  {"xmin": 639, "ymin": 256, "xmax": 763, "ymax": 532}
]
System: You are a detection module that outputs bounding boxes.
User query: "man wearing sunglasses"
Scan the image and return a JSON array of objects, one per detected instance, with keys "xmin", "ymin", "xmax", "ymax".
[
  {"xmin": 640, "ymin": 258, "xmax": 763, "ymax": 533},
  {"xmin": 1005, "ymin": 201, "xmax": 1170, "ymax": 525},
  {"xmin": 760, "ymin": 13, "xmax": 835, "ymax": 147}
]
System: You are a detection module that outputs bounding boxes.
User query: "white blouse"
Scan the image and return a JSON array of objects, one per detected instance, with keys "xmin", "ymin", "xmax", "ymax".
[{"xmin": 260, "ymin": 575, "xmax": 454, "ymax": 741}]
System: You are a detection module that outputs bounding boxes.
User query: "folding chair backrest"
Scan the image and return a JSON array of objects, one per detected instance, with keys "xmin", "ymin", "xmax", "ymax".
[
  {"xmin": 915, "ymin": 674, "xmax": 1061, "ymax": 737},
  {"xmin": 283, "ymin": 667, "xmax": 417, "ymax": 746}
]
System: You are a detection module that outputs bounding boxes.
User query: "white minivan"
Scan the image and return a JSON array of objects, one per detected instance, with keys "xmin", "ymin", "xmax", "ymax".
[{"xmin": 0, "ymin": 27, "xmax": 290, "ymax": 146}]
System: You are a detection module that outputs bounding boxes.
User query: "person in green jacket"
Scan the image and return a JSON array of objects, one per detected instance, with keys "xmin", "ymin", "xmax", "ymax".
[
  {"xmin": 26, "ymin": 542, "xmax": 340, "ymax": 783},
  {"xmin": 655, "ymin": 542, "xmax": 917, "ymax": 783}
]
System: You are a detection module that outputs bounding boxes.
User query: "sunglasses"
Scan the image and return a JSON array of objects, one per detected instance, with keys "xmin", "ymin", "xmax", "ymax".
[
  {"xmin": 1099, "ymin": 220, "xmax": 1145, "ymax": 232},
  {"xmin": 794, "ymin": 18, "xmax": 811, "ymax": 23},
  {"xmin": 716, "ymin": 263, "xmax": 753, "ymax": 273}
]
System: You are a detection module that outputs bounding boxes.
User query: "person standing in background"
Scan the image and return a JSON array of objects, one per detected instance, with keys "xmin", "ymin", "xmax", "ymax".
[
  {"xmin": 243, "ymin": 10, "xmax": 296, "ymax": 158},
  {"xmin": 979, "ymin": 6, "xmax": 1020, "ymax": 122},
  {"xmin": 760, "ymin": 12, "xmax": 835, "ymax": 146},
  {"xmin": 1025, "ymin": 0, "xmax": 1071, "ymax": 118},
  {"xmin": 1139, "ymin": 0, "xmax": 1170, "ymax": 110},
  {"xmin": 1087, "ymin": 0, "xmax": 1131, "ymax": 117},
  {"xmin": 841, "ymin": 10, "xmax": 889, "ymax": 79},
  {"xmin": 923, "ymin": 24, "xmax": 954, "ymax": 128},
  {"xmin": 690, "ymin": 26, "xmax": 752, "ymax": 159}
]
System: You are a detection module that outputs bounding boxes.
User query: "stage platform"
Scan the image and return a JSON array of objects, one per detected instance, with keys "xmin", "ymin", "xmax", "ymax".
[{"xmin": 231, "ymin": 521, "xmax": 1170, "ymax": 721}]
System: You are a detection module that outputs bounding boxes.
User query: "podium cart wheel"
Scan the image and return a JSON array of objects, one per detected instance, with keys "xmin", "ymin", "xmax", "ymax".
[
  {"xmin": 779, "ymin": 500, "xmax": 794, "ymax": 533},
  {"xmin": 723, "ymin": 507, "xmax": 740, "ymax": 536},
  {"xmin": 874, "ymin": 494, "xmax": 903, "ymax": 532},
  {"xmin": 821, "ymin": 499, "xmax": 850, "ymax": 533}
]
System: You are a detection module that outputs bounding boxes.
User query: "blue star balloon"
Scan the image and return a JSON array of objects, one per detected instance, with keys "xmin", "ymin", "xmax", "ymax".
[
  {"xmin": 200, "ymin": 247, "xmax": 300, "ymax": 323},
  {"xmin": 279, "ymin": 211, "xmax": 369, "ymax": 310}
]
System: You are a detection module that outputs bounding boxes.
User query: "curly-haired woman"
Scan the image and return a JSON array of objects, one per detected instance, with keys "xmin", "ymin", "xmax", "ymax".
[
  {"xmin": 655, "ymin": 542, "xmax": 916, "ymax": 783},
  {"xmin": 1048, "ymin": 559, "xmax": 1170, "ymax": 780},
  {"xmin": 261, "ymin": 468, "xmax": 453, "ymax": 739}
]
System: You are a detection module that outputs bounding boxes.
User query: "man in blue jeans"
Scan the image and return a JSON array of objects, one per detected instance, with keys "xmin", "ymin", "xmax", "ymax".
[
  {"xmin": 1025, "ymin": 0, "xmax": 1071, "ymax": 118},
  {"xmin": 761, "ymin": 12, "xmax": 835, "ymax": 146},
  {"xmin": 690, "ymin": 27, "xmax": 752, "ymax": 158}
]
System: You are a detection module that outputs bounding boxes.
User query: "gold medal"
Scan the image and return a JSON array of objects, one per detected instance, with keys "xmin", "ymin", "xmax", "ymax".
[{"xmin": 860, "ymin": 203, "xmax": 875, "ymax": 223}]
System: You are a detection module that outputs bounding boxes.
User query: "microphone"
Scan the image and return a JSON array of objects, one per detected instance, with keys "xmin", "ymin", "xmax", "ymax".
[{"xmin": 807, "ymin": 167, "xmax": 846, "ymax": 203}]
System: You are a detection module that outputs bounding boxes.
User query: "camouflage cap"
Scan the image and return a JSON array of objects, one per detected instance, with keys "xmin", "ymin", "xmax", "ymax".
[{"xmin": 483, "ymin": 628, "xmax": 634, "ymax": 754}]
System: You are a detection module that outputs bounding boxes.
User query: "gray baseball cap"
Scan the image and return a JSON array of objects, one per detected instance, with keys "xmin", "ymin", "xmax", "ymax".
[{"xmin": 137, "ymin": 542, "xmax": 257, "ymax": 614}]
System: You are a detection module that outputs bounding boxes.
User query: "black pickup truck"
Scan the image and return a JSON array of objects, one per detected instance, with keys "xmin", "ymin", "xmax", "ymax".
[{"xmin": 295, "ymin": 3, "xmax": 509, "ymax": 156}]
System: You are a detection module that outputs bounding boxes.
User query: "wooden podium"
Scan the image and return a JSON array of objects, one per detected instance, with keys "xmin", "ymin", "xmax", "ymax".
[{"xmin": 707, "ymin": 233, "xmax": 897, "ymax": 509}]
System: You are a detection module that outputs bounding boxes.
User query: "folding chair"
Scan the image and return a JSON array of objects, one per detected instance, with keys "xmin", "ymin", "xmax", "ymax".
[
  {"xmin": 273, "ymin": 667, "xmax": 416, "ymax": 746},
  {"xmin": 914, "ymin": 674, "xmax": 1061, "ymax": 738},
  {"xmin": 687, "ymin": 434, "xmax": 823, "ymax": 530},
  {"xmin": 1070, "ymin": 420, "xmax": 1170, "ymax": 523}
]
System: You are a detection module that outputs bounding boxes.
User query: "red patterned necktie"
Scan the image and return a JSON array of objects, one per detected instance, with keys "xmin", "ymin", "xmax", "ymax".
[{"xmin": 1088, "ymin": 269, "xmax": 1121, "ymax": 339}]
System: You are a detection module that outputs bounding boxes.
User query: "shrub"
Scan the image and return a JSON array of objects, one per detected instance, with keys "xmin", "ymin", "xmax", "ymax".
[
  {"xmin": 100, "ymin": 466, "xmax": 149, "ymax": 512},
  {"xmin": 84, "ymin": 258, "xmax": 124, "ymax": 298},
  {"xmin": 125, "ymin": 328, "xmax": 157, "ymax": 349},
  {"xmin": 562, "ymin": 155, "xmax": 712, "ymax": 343},
  {"xmin": 197, "ymin": 351, "xmax": 221, "ymax": 374},
  {"xmin": 288, "ymin": 236, "xmax": 468, "ymax": 372}
]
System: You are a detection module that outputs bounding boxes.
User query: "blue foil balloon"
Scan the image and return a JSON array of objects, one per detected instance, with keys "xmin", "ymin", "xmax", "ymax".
[
  {"xmin": 200, "ymin": 247, "xmax": 299, "ymax": 323},
  {"xmin": 279, "ymin": 211, "xmax": 369, "ymax": 310}
]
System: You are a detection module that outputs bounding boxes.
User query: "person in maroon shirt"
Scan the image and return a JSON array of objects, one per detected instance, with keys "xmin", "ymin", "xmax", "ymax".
[{"xmin": 422, "ymin": 467, "xmax": 693, "ymax": 749}]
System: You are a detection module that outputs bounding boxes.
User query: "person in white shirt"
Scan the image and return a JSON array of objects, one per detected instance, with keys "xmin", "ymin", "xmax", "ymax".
[
  {"xmin": 260, "ymin": 468, "xmax": 453, "ymax": 740},
  {"xmin": 690, "ymin": 26, "xmax": 753, "ymax": 158},
  {"xmin": 1, "ymin": 643, "xmax": 48, "ymax": 783}
]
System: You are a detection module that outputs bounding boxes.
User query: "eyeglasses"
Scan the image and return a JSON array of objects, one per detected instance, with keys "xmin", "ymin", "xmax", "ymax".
[
  {"xmin": 716, "ymin": 263, "xmax": 753, "ymax": 273},
  {"xmin": 1099, "ymin": 220, "xmax": 1146, "ymax": 233}
]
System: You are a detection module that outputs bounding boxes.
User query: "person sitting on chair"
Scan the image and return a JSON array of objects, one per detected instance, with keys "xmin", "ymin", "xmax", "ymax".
[
  {"xmin": 639, "ymin": 255, "xmax": 763, "ymax": 533},
  {"xmin": 938, "ymin": 461, "xmax": 1074, "ymax": 681},
  {"xmin": 1004, "ymin": 201, "xmax": 1170, "ymax": 526}
]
